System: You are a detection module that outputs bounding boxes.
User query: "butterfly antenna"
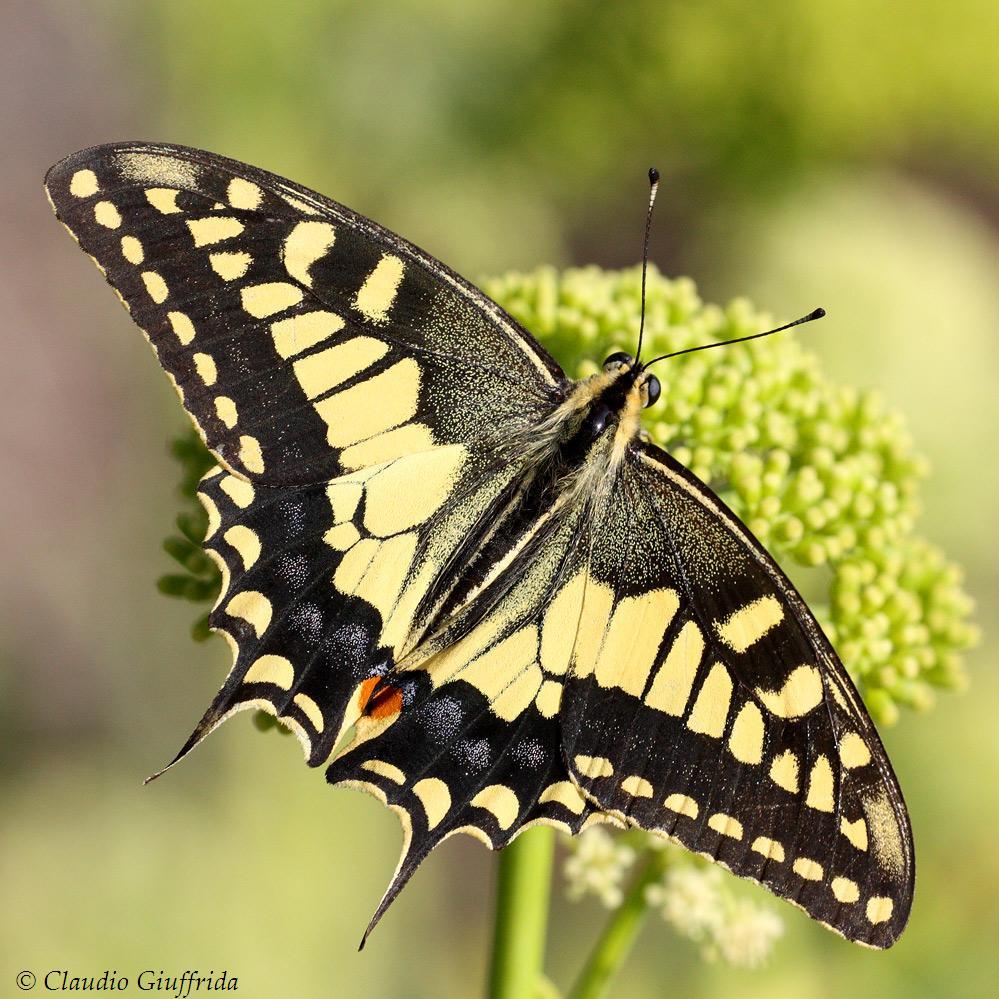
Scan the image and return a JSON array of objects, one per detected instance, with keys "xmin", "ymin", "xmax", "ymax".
[
  {"xmin": 635, "ymin": 167, "xmax": 660, "ymax": 364},
  {"xmin": 642, "ymin": 307, "xmax": 826, "ymax": 368}
]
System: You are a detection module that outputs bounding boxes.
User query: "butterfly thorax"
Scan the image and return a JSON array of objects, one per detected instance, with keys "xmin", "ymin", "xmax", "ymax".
[{"xmin": 409, "ymin": 366, "xmax": 649, "ymax": 647}]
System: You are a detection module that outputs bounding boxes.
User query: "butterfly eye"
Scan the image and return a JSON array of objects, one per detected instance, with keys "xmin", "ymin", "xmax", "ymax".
[
  {"xmin": 643, "ymin": 374, "xmax": 661, "ymax": 408},
  {"xmin": 603, "ymin": 351, "xmax": 632, "ymax": 370}
]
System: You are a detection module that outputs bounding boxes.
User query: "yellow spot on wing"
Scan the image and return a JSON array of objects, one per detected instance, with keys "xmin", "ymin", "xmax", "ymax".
[
  {"xmin": 686, "ymin": 663, "xmax": 733, "ymax": 738},
  {"xmin": 471, "ymin": 785, "xmax": 520, "ymax": 830},
  {"xmin": 831, "ymin": 877, "xmax": 860, "ymax": 903},
  {"xmin": 225, "ymin": 590, "xmax": 272, "ymax": 637},
  {"xmin": 805, "ymin": 754, "xmax": 835, "ymax": 812},
  {"xmin": 271, "ymin": 311, "xmax": 345, "ymax": 359},
  {"xmin": 751, "ymin": 837, "xmax": 785, "ymax": 862},
  {"xmin": 241, "ymin": 282, "xmax": 304, "ymax": 318},
  {"xmin": 283, "ymin": 220, "xmax": 336, "ymax": 287},
  {"xmin": 728, "ymin": 701, "xmax": 764, "ymax": 764},
  {"xmin": 644, "ymin": 621, "xmax": 704, "ymax": 715},
  {"xmin": 413, "ymin": 777, "xmax": 451, "ymax": 830},
  {"xmin": 94, "ymin": 201, "xmax": 121, "ymax": 228},
  {"xmin": 840, "ymin": 816, "xmax": 869, "ymax": 851},
  {"xmin": 793, "ymin": 857, "xmax": 824, "ymax": 880},
  {"xmin": 293, "ymin": 337, "xmax": 388, "ymax": 399},
  {"xmin": 866, "ymin": 896, "xmax": 893, "ymax": 924},
  {"xmin": 621, "ymin": 776, "xmax": 654, "ymax": 798},
  {"xmin": 574, "ymin": 755, "xmax": 614, "ymax": 779},
  {"xmin": 363, "ymin": 444, "xmax": 465, "ymax": 537},
  {"xmin": 227, "ymin": 177, "xmax": 262, "ymax": 210},
  {"xmin": 120, "ymin": 236, "xmax": 144, "ymax": 264},
  {"xmin": 145, "ymin": 187, "xmax": 181, "ymax": 213},
  {"xmin": 708, "ymin": 813, "xmax": 744, "ymax": 839},
  {"xmin": 354, "ymin": 253, "xmax": 404, "ymax": 323},
  {"xmin": 539, "ymin": 781, "xmax": 587, "ymax": 814},
  {"xmin": 716, "ymin": 595, "xmax": 784, "ymax": 652},
  {"xmin": 215, "ymin": 397, "xmax": 238, "ymax": 428},
  {"xmin": 534, "ymin": 679, "xmax": 562, "ymax": 718},
  {"xmin": 769, "ymin": 750, "xmax": 800, "ymax": 793},
  {"xmin": 838, "ymin": 732, "xmax": 871, "ymax": 769},
  {"xmin": 193, "ymin": 352, "xmax": 218, "ymax": 386},
  {"xmin": 325, "ymin": 522, "xmax": 361, "ymax": 551},
  {"xmin": 186, "ymin": 216, "xmax": 244, "ymax": 247},
  {"xmin": 316, "ymin": 357, "xmax": 421, "ymax": 448},
  {"xmin": 70, "ymin": 169, "xmax": 98, "ymax": 197},
  {"xmin": 664, "ymin": 793, "xmax": 699, "ymax": 818},
  {"xmin": 756, "ymin": 665, "xmax": 823, "ymax": 719},
  {"xmin": 244, "ymin": 654, "xmax": 294, "ymax": 690},
  {"xmin": 293, "ymin": 693, "xmax": 324, "ymax": 733},
  {"xmin": 167, "ymin": 311, "xmax": 195, "ymax": 344},
  {"xmin": 224, "ymin": 525, "xmax": 261, "ymax": 569},
  {"xmin": 219, "ymin": 475, "xmax": 254, "ymax": 508},
  {"xmin": 238, "ymin": 436, "xmax": 265, "ymax": 474},
  {"xmin": 141, "ymin": 271, "xmax": 168, "ymax": 304},
  {"xmin": 210, "ymin": 251, "xmax": 252, "ymax": 281},
  {"xmin": 360, "ymin": 759, "xmax": 406, "ymax": 785},
  {"xmin": 595, "ymin": 589, "xmax": 680, "ymax": 697}
]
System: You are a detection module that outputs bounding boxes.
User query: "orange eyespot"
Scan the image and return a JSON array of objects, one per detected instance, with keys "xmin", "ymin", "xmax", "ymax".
[{"xmin": 358, "ymin": 676, "xmax": 403, "ymax": 720}]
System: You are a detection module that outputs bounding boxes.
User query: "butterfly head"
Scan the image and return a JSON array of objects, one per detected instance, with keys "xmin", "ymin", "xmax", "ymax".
[{"xmin": 602, "ymin": 351, "xmax": 661, "ymax": 409}]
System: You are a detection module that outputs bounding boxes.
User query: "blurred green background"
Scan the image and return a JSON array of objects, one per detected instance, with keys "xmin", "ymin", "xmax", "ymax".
[{"xmin": 2, "ymin": 1, "xmax": 997, "ymax": 996}]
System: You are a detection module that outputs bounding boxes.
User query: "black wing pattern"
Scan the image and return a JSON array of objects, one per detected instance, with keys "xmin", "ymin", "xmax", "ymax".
[{"xmin": 558, "ymin": 440, "xmax": 914, "ymax": 948}]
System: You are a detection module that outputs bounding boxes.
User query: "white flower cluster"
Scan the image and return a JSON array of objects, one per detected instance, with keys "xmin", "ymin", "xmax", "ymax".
[
  {"xmin": 562, "ymin": 828, "xmax": 637, "ymax": 908},
  {"xmin": 645, "ymin": 863, "xmax": 784, "ymax": 969}
]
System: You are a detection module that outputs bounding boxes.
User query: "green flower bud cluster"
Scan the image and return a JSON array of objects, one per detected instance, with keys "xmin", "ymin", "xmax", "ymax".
[
  {"xmin": 158, "ymin": 431, "xmax": 221, "ymax": 642},
  {"xmin": 482, "ymin": 265, "xmax": 976, "ymax": 722},
  {"xmin": 158, "ymin": 265, "xmax": 975, "ymax": 726}
]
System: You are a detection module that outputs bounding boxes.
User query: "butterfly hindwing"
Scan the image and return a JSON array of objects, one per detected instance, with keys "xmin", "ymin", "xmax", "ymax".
[
  {"xmin": 45, "ymin": 143, "xmax": 566, "ymax": 487},
  {"xmin": 325, "ymin": 490, "xmax": 608, "ymax": 936},
  {"xmin": 558, "ymin": 441, "xmax": 914, "ymax": 948}
]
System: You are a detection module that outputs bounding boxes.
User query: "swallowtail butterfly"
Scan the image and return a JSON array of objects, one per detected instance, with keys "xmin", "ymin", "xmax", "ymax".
[{"xmin": 46, "ymin": 144, "xmax": 913, "ymax": 947}]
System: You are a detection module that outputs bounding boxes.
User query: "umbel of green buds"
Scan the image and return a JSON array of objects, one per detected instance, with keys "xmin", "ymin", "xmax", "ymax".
[{"xmin": 161, "ymin": 265, "xmax": 977, "ymax": 726}]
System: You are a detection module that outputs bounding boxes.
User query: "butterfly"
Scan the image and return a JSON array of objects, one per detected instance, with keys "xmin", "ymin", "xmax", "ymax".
[{"xmin": 46, "ymin": 143, "xmax": 913, "ymax": 948}]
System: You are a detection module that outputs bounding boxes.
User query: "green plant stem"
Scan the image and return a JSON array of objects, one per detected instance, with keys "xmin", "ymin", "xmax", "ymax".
[
  {"xmin": 488, "ymin": 827, "xmax": 556, "ymax": 999},
  {"xmin": 568, "ymin": 850, "xmax": 670, "ymax": 999}
]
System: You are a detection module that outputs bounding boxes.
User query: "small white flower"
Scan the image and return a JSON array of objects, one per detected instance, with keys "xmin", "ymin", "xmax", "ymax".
[
  {"xmin": 710, "ymin": 898, "xmax": 784, "ymax": 969},
  {"xmin": 563, "ymin": 828, "xmax": 637, "ymax": 908},
  {"xmin": 645, "ymin": 864, "xmax": 724, "ymax": 942}
]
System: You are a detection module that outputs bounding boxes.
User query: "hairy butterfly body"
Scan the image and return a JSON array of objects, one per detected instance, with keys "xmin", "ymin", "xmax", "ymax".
[{"xmin": 46, "ymin": 143, "xmax": 914, "ymax": 947}]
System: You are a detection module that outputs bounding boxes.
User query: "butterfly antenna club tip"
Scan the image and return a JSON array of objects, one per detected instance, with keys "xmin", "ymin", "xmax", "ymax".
[
  {"xmin": 643, "ymin": 305, "xmax": 827, "ymax": 368},
  {"xmin": 636, "ymin": 167, "xmax": 661, "ymax": 363}
]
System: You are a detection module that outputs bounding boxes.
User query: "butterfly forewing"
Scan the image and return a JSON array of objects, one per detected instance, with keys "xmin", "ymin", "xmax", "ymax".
[{"xmin": 45, "ymin": 143, "xmax": 566, "ymax": 486}]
